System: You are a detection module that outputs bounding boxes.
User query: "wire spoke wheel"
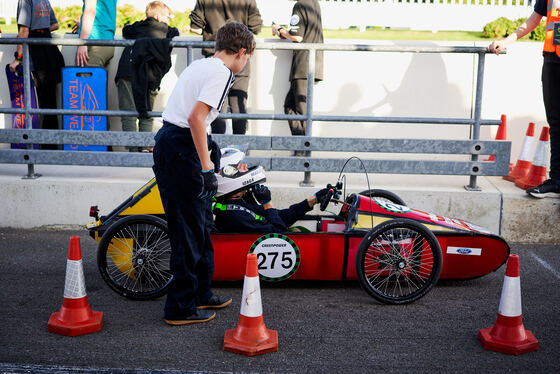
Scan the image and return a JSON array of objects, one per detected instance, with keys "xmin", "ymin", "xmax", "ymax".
[
  {"xmin": 356, "ymin": 219, "xmax": 442, "ymax": 304},
  {"xmin": 97, "ymin": 215, "xmax": 172, "ymax": 300}
]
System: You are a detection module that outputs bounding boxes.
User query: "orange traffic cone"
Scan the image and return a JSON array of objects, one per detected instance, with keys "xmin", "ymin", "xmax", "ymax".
[
  {"xmin": 478, "ymin": 255, "xmax": 538, "ymax": 355},
  {"xmin": 48, "ymin": 236, "xmax": 103, "ymax": 336},
  {"xmin": 503, "ymin": 122, "xmax": 535, "ymax": 182},
  {"xmin": 485, "ymin": 114, "xmax": 507, "ymax": 162},
  {"xmin": 515, "ymin": 126, "xmax": 549, "ymax": 190},
  {"xmin": 223, "ymin": 253, "xmax": 278, "ymax": 356}
]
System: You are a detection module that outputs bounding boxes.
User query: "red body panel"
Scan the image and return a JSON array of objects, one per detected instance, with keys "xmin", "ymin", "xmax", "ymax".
[
  {"xmin": 212, "ymin": 233, "xmax": 347, "ymax": 281},
  {"xmin": 211, "ymin": 232, "xmax": 509, "ymax": 281}
]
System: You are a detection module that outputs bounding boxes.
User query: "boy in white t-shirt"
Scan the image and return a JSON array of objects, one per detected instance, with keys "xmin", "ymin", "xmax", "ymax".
[{"xmin": 153, "ymin": 21, "xmax": 255, "ymax": 325}]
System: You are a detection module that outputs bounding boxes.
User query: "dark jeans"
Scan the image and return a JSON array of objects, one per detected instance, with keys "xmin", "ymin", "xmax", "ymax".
[
  {"xmin": 152, "ymin": 123, "xmax": 214, "ymax": 319},
  {"xmin": 284, "ymin": 78, "xmax": 308, "ymax": 136},
  {"xmin": 211, "ymin": 75, "xmax": 249, "ymax": 135},
  {"xmin": 117, "ymin": 78, "xmax": 157, "ymax": 152},
  {"xmin": 32, "ymin": 70, "xmax": 59, "ymax": 150},
  {"xmin": 542, "ymin": 61, "xmax": 560, "ymax": 181}
]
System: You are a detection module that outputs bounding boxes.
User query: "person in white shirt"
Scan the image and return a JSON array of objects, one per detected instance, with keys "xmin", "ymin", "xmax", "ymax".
[{"xmin": 153, "ymin": 21, "xmax": 255, "ymax": 326}]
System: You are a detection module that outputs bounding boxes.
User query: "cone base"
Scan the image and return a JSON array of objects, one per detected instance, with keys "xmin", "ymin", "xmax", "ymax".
[
  {"xmin": 478, "ymin": 327, "xmax": 538, "ymax": 355},
  {"xmin": 48, "ymin": 310, "xmax": 103, "ymax": 336},
  {"xmin": 224, "ymin": 328, "xmax": 278, "ymax": 356},
  {"xmin": 503, "ymin": 175, "xmax": 518, "ymax": 182},
  {"xmin": 515, "ymin": 178, "xmax": 544, "ymax": 190}
]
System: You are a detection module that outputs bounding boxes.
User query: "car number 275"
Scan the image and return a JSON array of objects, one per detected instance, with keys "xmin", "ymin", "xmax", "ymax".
[{"xmin": 257, "ymin": 251, "xmax": 293, "ymax": 270}]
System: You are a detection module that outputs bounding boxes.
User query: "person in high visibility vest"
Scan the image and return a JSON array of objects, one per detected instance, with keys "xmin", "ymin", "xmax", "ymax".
[{"xmin": 489, "ymin": 0, "xmax": 560, "ymax": 198}]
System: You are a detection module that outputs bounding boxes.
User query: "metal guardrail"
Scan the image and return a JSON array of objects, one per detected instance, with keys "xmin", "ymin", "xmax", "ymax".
[{"xmin": 0, "ymin": 37, "xmax": 508, "ymax": 189}]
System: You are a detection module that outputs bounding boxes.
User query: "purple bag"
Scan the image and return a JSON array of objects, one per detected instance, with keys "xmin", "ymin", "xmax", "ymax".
[{"xmin": 5, "ymin": 64, "xmax": 39, "ymax": 149}]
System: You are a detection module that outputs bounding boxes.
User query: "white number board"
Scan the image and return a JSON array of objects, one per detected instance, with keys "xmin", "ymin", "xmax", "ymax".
[{"xmin": 249, "ymin": 234, "xmax": 300, "ymax": 281}]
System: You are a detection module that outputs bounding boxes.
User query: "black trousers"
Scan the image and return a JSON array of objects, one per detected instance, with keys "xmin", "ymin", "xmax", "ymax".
[
  {"xmin": 211, "ymin": 75, "xmax": 249, "ymax": 135},
  {"xmin": 32, "ymin": 70, "xmax": 60, "ymax": 150},
  {"xmin": 542, "ymin": 61, "xmax": 560, "ymax": 181},
  {"xmin": 152, "ymin": 123, "xmax": 214, "ymax": 319},
  {"xmin": 284, "ymin": 78, "xmax": 308, "ymax": 136}
]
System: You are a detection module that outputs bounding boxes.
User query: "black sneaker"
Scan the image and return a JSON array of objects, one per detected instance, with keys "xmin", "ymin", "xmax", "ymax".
[
  {"xmin": 164, "ymin": 309, "xmax": 216, "ymax": 325},
  {"xmin": 526, "ymin": 179, "xmax": 560, "ymax": 198},
  {"xmin": 198, "ymin": 295, "xmax": 232, "ymax": 309}
]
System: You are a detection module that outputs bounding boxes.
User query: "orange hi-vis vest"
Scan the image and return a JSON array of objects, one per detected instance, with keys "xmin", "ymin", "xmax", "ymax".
[{"xmin": 544, "ymin": 0, "xmax": 560, "ymax": 57}]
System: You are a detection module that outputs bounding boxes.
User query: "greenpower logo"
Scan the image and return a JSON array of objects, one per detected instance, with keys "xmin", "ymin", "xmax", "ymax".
[
  {"xmin": 249, "ymin": 234, "xmax": 300, "ymax": 281},
  {"xmin": 373, "ymin": 197, "xmax": 411, "ymax": 214}
]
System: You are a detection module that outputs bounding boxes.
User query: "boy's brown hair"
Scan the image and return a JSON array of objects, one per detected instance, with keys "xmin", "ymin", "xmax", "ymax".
[
  {"xmin": 215, "ymin": 20, "xmax": 256, "ymax": 55},
  {"xmin": 146, "ymin": 1, "xmax": 170, "ymax": 18}
]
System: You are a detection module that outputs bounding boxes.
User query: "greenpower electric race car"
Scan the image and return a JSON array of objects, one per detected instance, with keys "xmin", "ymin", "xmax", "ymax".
[{"xmin": 86, "ymin": 154, "xmax": 510, "ymax": 305}]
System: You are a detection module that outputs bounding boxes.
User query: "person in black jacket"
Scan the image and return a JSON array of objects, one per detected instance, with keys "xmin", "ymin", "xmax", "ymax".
[
  {"xmin": 189, "ymin": 0, "xmax": 262, "ymax": 135},
  {"xmin": 214, "ymin": 179, "xmax": 331, "ymax": 233},
  {"xmin": 115, "ymin": 1, "xmax": 179, "ymax": 152}
]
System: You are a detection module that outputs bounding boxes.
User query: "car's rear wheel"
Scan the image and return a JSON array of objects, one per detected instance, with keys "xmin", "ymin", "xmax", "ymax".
[
  {"xmin": 97, "ymin": 214, "xmax": 172, "ymax": 300},
  {"xmin": 355, "ymin": 218, "xmax": 442, "ymax": 304}
]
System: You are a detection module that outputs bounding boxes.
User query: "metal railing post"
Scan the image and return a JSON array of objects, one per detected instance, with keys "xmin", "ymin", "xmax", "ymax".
[
  {"xmin": 22, "ymin": 41, "xmax": 40, "ymax": 179},
  {"xmin": 466, "ymin": 52, "xmax": 486, "ymax": 191},
  {"xmin": 187, "ymin": 45, "xmax": 193, "ymax": 66},
  {"xmin": 301, "ymin": 47, "xmax": 316, "ymax": 187}
]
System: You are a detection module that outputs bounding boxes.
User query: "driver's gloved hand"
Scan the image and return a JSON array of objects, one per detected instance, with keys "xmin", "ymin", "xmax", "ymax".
[
  {"xmin": 251, "ymin": 184, "xmax": 272, "ymax": 205},
  {"xmin": 199, "ymin": 169, "xmax": 218, "ymax": 199},
  {"xmin": 314, "ymin": 187, "xmax": 330, "ymax": 205}
]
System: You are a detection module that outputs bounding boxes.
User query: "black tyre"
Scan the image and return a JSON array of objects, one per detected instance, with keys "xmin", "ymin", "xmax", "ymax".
[
  {"xmin": 97, "ymin": 214, "xmax": 172, "ymax": 300},
  {"xmin": 355, "ymin": 218, "xmax": 442, "ymax": 304},
  {"xmin": 359, "ymin": 189, "xmax": 406, "ymax": 206}
]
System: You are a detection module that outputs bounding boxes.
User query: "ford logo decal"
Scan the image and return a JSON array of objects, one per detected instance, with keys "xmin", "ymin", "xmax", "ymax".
[{"xmin": 457, "ymin": 248, "xmax": 472, "ymax": 254}]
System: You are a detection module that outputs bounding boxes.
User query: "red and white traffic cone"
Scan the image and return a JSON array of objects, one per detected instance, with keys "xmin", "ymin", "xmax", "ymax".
[
  {"xmin": 485, "ymin": 114, "xmax": 508, "ymax": 162},
  {"xmin": 48, "ymin": 236, "xmax": 103, "ymax": 336},
  {"xmin": 503, "ymin": 122, "xmax": 535, "ymax": 182},
  {"xmin": 478, "ymin": 255, "xmax": 538, "ymax": 355},
  {"xmin": 515, "ymin": 126, "xmax": 549, "ymax": 190},
  {"xmin": 223, "ymin": 253, "xmax": 278, "ymax": 356}
]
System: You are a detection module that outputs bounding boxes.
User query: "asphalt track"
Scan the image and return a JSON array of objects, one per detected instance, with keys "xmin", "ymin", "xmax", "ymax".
[{"xmin": 0, "ymin": 228, "xmax": 559, "ymax": 373}]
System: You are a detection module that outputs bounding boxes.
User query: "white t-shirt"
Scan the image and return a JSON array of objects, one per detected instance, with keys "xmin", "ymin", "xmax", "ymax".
[{"xmin": 162, "ymin": 57, "xmax": 235, "ymax": 133}]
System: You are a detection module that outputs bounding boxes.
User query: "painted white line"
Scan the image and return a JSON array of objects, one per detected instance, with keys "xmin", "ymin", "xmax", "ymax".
[{"xmin": 529, "ymin": 252, "xmax": 560, "ymax": 280}]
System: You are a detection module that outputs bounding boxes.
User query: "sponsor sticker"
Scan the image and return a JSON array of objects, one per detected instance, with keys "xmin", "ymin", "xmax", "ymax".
[
  {"xmin": 446, "ymin": 246, "xmax": 482, "ymax": 256},
  {"xmin": 250, "ymin": 234, "xmax": 300, "ymax": 281},
  {"xmin": 373, "ymin": 198, "xmax": 411, "ymax": 214}
]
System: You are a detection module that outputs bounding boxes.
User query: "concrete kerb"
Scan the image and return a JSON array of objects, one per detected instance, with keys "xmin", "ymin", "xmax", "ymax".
[{"xmin": 0, "ymin": 164, "xmax": 557, "ymax": 243}]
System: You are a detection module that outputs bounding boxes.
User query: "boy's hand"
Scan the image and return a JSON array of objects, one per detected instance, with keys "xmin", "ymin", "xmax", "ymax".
[
  {"xmin": 9, "ymin": 60, "xmax": 20, "ymax": 73},
  {"xmin": 199, "ymin": 169, "xmax": 218, "ymax": 199},
  {"xmin": 251, "ymin": 184, "xmax": 271, "ymax": 205}
]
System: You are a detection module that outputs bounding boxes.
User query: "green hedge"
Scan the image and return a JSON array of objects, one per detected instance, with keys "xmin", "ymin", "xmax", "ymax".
[
  {"xmin": 483, "ymin": 17, "xmax": 546, "ymax": 41},
  {"xmin": 52, "ymin": 5, "xmax": 192, "ymax": 35}
]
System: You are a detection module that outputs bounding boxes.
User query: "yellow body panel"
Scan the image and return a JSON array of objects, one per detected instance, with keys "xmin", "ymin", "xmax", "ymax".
[
  {"xmin": 107, "ymin": 237, "xmax": 137, "ymax": 280},
  {"xmin": 120, "ymin": 178, "xmax": 165, "ymax": 216},
  {"xmin": 356, "ymin": 213, "xmax": 454, "ymax": 232}
]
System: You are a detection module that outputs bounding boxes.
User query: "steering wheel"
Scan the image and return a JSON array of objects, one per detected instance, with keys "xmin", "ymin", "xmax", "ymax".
[{"xmin": 319, "ymin": 187, "xmax": 335, "ymax": 211}]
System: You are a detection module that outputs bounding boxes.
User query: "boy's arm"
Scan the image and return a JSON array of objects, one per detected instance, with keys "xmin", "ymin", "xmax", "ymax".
[
  {"xmin": 76, "ymin": 0, "xmax": 97, "ymax": 67},
  {"xmin": 189, "ymin": 0, "xmax": 205, "ymax": 35},
  {"xmin": 247, "ymin": 0, "xmax": 263, "ymax": 35},
  {"xmin": 488, "ymin": 11, "xmax": 542, "ymax": 54},
  {"xmin": 9, "ymin": 25, "xmax": 29, "ymax": 73},
  {"xmin": 188, "ymin": 101, "xmax": 213, "ymax": 171},
  {"xmin": 49, "ymin": 7, "xmax": 59, "ymax": 31}
]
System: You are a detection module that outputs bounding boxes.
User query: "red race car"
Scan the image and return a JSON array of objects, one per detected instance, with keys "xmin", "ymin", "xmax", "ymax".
[{"xmin": 86, "ymin": 169, "xmax": 509, "ymax": 305}]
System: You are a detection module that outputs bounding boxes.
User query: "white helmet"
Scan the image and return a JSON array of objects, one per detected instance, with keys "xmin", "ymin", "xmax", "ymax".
[{"xmin": 215, "ymin": 147, "xmax": 266, "ymax": 200}]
